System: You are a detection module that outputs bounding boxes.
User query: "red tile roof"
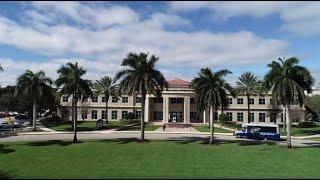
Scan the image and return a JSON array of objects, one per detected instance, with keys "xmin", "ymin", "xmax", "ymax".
[{"xmin": 168, "ymin": 78, "xmax": 190, "ymax": 87}]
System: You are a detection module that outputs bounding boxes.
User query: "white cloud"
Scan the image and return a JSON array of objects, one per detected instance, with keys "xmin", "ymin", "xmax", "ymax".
[
  {"xmin": 0, "ymin": 2, "xmax": 291, "ymax": 85},
  {"xmin": 169, "ymin": 1, "xmax": 320, "ymax": 36}
]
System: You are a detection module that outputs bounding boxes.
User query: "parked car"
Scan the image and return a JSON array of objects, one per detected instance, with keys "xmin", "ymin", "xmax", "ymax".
[{"xmin": 234, "ymin": 123, "xmax": 281, "ymax": 141}]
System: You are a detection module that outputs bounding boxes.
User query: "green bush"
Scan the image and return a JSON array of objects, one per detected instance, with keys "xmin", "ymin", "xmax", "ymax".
[
  {"xmin": 219, "ymin": 113, "xmax": 227, "ymax": 125},
  {"xmin": 298, "ymin": 121, "xmax": 318, "ymax": 128}
]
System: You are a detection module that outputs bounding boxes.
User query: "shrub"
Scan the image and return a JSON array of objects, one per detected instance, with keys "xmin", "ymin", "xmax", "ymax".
[
  {"xmin": 298, "ymin": 121, "xmax": 318, "ymax": 128},
  {"xmin": 219, "ymin": 113, "xmax": 227, "ymax": 125}
]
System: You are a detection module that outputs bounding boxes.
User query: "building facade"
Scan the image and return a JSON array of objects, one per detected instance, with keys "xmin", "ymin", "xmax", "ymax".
[{"xmin": 58, "ymin": 78, "xmax": 306, "ymax": 125}]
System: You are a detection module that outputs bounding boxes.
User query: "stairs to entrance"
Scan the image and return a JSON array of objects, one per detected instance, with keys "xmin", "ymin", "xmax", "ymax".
[{"xmin": 165, "ymin": 123, "xmax": 192, "ymax": 128}]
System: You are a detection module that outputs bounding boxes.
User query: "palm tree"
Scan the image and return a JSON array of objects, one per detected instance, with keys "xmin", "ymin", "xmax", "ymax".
[
  {"xmin": 114, "ymin": 52, "xmax": 168, "ymax": 142},
  {"xmin": 55, "ymin": 62, "xmax": 92, "ymax": 143},
  {"xmin": 15, "ymin": 70, "xmax": 53, "ymax": 131},
  {"xmin": 235, "ymin": 72, "xmax": 262, "ymax": 124},
  {"xmin": 192, "ymin": 67, "xmax": 232, "ymax": 145},
  {"xmin": 92, "ymin": 76, "xmax": 118, "ymax": 124},
  {"xmin": 264, "ymin": 57, "xmax": 314, "ymax": 148}
]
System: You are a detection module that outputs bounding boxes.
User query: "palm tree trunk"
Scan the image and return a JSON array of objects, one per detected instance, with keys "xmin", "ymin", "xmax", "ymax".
[
  {"xmin": 209, "ymin": 105, "xmax": 214, "ymax": 145},
  {"xmin": 140, "ymin": 92, "xmax": 146, "ymax": 142},
  {"xmin": 285, "ymin": 105, "xmax": 292, "ymax": 148},
  {"xmin": 72, "ymin": 94, "xmax": 78, "ymax": 143},
  {"xmin": 32, "ymin": 99, "xmax": 37, "ymax": 131},
  {"xmin": 282, "ymin": 107, "xmax": 286, "ymax": 133},
  {"xmin": 247, "ymin": 95, "xmax": 250, "ymax": 124}
]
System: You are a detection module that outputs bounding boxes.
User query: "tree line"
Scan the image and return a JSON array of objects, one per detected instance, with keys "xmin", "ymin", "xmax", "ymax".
[{"xmin": 0, "ymin": 54, "xmax": 315, "ymax": 148}]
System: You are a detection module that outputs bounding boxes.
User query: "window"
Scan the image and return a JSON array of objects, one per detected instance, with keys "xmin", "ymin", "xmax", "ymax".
[
  {"xmin": 270, "ymin": 112, "xmax": 277, "ymax": 123},
  {"xmin": 226, "ymin": 112, "xmax": 233, "ymax": 121},
  {"xmin": 237, "ymin": 98, "xmax": 243, "ymax": 104},
  {"xmin": 111, "ymin": 111, "xmax": 118, "ymax": 120},
  {"xmin": 102, "ymin": 96, "xmax": 106, "ymax": 103},
  {"xmin": 122, "ymin": 111, "xmax": 128, "ymax": 119},
  {"xmin": 249, "ymin": 98, "xmax": 254, "ymax": 105},
  {"xmin": 270, "ymin": 98, "xmax": 274, "ymax": 104},
  {"xmin": 135, "ymin": 110, "xmax": 141, "ymax": 119},
  {"xmin": 259, "ymin": 113, "xmax": 265, "ymax": 122},
  {"xmin": 170, "ymin": 98, "xmax": 183, "ymax": 104},
  {"xmin": 81, "ymin": 110, "xmax": 87, "ymax": 119},
  {"xmin": 190, "ymin": 98, "xmax": 195, "ymax": 104},
  {"xmin": 249, "ymin": 113, "xmax": 254, "ymax": 123},
  {"xmin": 190, "ymin": 112, "xmax": 198, "ymax": 121},
  {"xmin": 102, "ymin": 110, "xmax": 107, "ymax": 119},
  {"xmin": 153, "ymin": 111, "xmax": 163, "ymax": 121},
  {"xmin": 92, "ymin": 96, "xmax": 98, "ymax": 103},
  {"xmin": 122, "ymin": 97, "xmax": 128, "ymax": 103},
  {"xmin": 112, "ymin": 96, "xmax": 118, "ymax": 103},
  {"xmin": 62, "ymin": 96, "xmax": 68, "ymax": 102},
  {"xmin": 228, "ymin": 98, "xmax": 233, "ymax": 104},
  {"xmin": 154, "ymin": 97, "xmax": 163, "ymax": 103},
  {"xmin": 91, "ymin": 110, "xmax": 97, "ymax": 119},
  {"xmin": 259, "ymin": 97, "xmax": 265, "ymax": 105},
  {"xmin": 237, "ymin": 112, "xmax": 243, "ymax": 122},
  {"xmin": 214, "ymin": 112, "xmax": 218, "ymax": 121},
  {"xmin": 136, "ymin": 97, "xmax": 142, "ymax": 103}
]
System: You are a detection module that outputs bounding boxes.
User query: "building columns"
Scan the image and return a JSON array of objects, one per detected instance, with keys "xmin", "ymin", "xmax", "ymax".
[
  {"xmin": 163, "ymin": 97, "xmax": 169, "ymax": 123},
  {"xmin": 184, "ymin": 97, "xmax": 190, "ymax": 124},
  {"xmin": 203, "ymin": 110, "xmax": 206, "ymax": 123}
]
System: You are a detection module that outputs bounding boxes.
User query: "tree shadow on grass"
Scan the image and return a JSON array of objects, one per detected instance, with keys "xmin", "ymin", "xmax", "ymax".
[
  {"xmin": 0, "ymin": 144, "xmax": 15, "ymax": 154},
  {"xmin": 165, "ymin": 136, "xmax": 277, "ymax": 147},
  {"xmin": 24, "ymin": 140, "xmax": 81, "ymax": 147},
  {"xmin": 99, "ymin": 138, "xmax": 142, "ymax": 144},
  {"xmin": 0, "ymin": 170, "xmax": 12, "ymax": 179}
]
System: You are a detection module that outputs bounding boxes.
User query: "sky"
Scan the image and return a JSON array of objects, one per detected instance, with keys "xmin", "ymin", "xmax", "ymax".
[{"xmin": 0, "ymin": 1, "xmax": 320, "ymax": 87}]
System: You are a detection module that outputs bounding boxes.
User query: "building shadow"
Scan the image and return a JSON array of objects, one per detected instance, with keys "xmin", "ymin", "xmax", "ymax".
[
  {"xmin": 0, "ymin": 144, "xmax": 15, "ymax": 154},
  {"xmin": 24, "ymin": 140, "xmax": 79, "ymax": 147}
]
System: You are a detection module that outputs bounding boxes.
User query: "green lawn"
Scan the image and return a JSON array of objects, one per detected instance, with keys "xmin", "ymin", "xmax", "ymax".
[
  {"xmin": 47, "ymin": 121, "xmax": 123, "ymax": 132},
  {"xmin": 1, "ymin": 140, "xmax": 320, "ymax": 178},
  {"xmin": 193, "ymin": 125, "xmax": 233, "ymax": 133},
  {"xmin": 118, "ymin": 124, "xmax": 162, "ymax": 131},
  {"xmin": 280, "ymin": 126, "xmax": 320, "ymax": 136},
  {"xmin": 306, "ymin": 137, "xmax": 320, "ymax": 141}
]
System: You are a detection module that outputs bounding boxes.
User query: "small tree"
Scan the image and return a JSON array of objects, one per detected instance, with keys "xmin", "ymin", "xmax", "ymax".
[
  {"xmin": 127, "ymin": 112, "xmax": 135, "ymax": 124},
  {"xmin": 219, "ymin": 113, "xmax": 227, "ymax": 126}
]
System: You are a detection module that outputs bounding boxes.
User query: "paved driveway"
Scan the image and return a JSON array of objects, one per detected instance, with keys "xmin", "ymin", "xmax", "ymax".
[{"xmin": 1, "ymin": 131, "xmax": 319, "ymax": 147}]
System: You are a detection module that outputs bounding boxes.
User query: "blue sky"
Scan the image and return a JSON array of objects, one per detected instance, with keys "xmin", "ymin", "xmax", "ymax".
[{"xmin": 0, "ymin": 1, "xmax": 320, "ymax": 87}]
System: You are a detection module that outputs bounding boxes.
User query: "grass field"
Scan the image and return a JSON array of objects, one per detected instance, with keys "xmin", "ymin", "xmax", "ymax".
[
  {"xmin": 47, "ymin": 121, "xmax": 123, "ymax": 131},
  {"xmin": 280, "ymin": 126, "xmax": 320, "ymax": 136},
  {"xmin": 193, "ymin": 125, "xmax": 233, "ymax": 133},
  {"xmin": 1, "ymin": 139, "xmax": 320, "ymax": 178}
]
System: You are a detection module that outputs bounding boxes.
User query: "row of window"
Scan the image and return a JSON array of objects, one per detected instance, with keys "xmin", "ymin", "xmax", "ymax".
[
  {"xmin": 80, "ymin": 110, "xmax": 141, "ymax": 120},
  {"xmin": 62, "ymin": 96, "xmax": 142, "ymax": 104},
  {"xmin": 229, "ymin": 97, "xmax": 273, "ymax": 105},
  {"xmin": 226, "ymin": 112, "xmax": 281, "ymax": 122},
  {"xmin": 63, "ymin": 96, "xmax": 273, "ymax": 106}
]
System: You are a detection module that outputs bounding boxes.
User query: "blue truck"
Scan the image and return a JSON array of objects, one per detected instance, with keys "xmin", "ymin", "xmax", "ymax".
[{"xmin": 234, "ymin": 123, "xmax": 281, "ymax": 141}]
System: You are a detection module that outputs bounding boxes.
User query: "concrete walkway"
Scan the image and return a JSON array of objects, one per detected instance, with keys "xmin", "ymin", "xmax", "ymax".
[
  {"xmin": 1, "ymin": 131, "xmax": 320, "ymax": 147},
  {"xmin": 155, "ymin": 126, "xmax": 199, "ymax": 132}
]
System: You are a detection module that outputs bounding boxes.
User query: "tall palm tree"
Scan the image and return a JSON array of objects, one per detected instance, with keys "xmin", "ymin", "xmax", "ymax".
[
  {"xmin": 235, "ymin": 72, "xmax": 262, "ymax": 124},
  {"xmin": 114, "ymin": 52, "xmax": 168, "ymax": 142},
  {"xmin": 264, "ymin": 57, "xmax": 314, "ymax": 148},
  {"xmin": 55, "ymin": 62, "xmax": 92, "ymax": 143},
  {"xmin": 92, "ymin": 76, "xmax": 118, "ymax": 124},
  {"xmin": 15, "ymin": 70, "xmax": 53, "ymax": 131},
  {"xmin": 192, "ymin": 67, "xmax": 232, "ymax": 145}
]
